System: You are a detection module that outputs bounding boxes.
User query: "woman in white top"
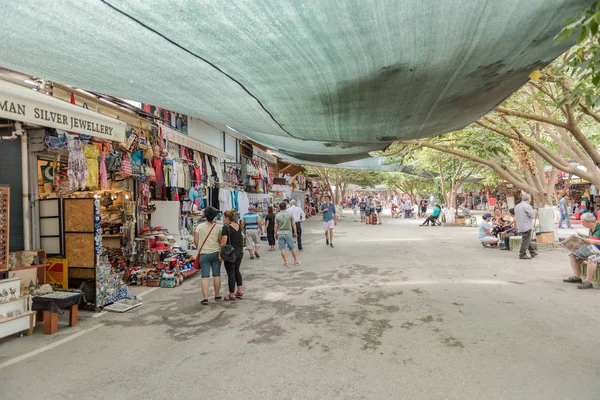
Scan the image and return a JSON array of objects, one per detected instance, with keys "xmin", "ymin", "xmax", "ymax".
[{"xmin": 194, "ymin": 207, "xmax": 222, "ymax": 305}]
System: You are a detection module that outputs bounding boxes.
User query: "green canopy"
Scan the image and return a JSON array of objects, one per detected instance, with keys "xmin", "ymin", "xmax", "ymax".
[{"xmin": 0, "ymin": 1, "xmax": 585, "ymax": 164}]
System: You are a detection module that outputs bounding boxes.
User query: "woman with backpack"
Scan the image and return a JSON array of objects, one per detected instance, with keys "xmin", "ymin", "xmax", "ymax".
[
  {"xmin": 194, "ymin": 206, "xmax": 222, "ymax": 305},
  {"xmin": 220, "ymin": 210, "xmax": 245, "ymax": 301}
]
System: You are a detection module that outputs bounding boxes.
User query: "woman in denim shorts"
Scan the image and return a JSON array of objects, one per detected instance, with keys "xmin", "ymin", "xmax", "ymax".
[{"xmin": 194, "ymin": 207, "xmax": 222, "ymax": 305}]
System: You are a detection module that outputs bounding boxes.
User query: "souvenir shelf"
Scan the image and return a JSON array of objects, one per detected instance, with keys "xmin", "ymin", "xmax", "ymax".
[
  {"xmin": 0, "ymin": 185, "xmax": 9, "ymax": 274},
  {"xmin": 0, "ymin": 278, "xmax": 36, "ymax": 338}
]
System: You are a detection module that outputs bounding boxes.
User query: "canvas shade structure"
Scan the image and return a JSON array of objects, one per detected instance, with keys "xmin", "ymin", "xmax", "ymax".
[{"xmin": 0, "ymin": 0, "xmax": 587, "ymax": 165}]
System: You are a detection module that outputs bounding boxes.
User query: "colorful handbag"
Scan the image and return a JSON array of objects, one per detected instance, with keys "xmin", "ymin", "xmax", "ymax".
[
  {"xmin": 106, "ymin": 151, "xmax": 122, "ymax": 172},
  {"xmin": 120, "ymin": 154, "xmax": 133, "ymax": 177},
  {"xmin": 144, "ymin": 165, "xmax": 156, "ymax": 182},
  {"xmin": 125, "ymin": 130, "xmax": 140, "ymax": 153}
]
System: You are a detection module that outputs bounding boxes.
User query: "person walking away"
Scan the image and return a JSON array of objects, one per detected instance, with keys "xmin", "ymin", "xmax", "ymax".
[
  {"xmin": 321, "ymin": 196, "xmax": 337, "ymax": 247},
  {"xmin": 376, "ymin": 201, "xmax": 383, "ymax": 225},
  {"xmin": 241, "ymin": 205, "xmax": 263, "ymax": 259},
  {"xmin": 479, "ymin": 213, "xmax": 500, "ymax": 247},
  {"xmin": 275, "ymin": 202, "xmax": 300, "ymax": 266},
  {"xmin": 289, "ymin": 199, "xmax": 306, "ymax": 251},
  {"xmin": 194, "ymin": 206, "xmax": 222, "ymax": 305},
  {"xmin": 265, "ymin": 206, "xmax": 276, "ymax": 251},
  {"xmin": 515, "ymin": 193, "xmax": 538, "ymax": 260},
  {"xmin": 558, "ymin": 193, "xmax": 572, "ymax": 229},
  {"xmin": 220, "ymin": 210, "xmax": 244, "ymax": 301}
]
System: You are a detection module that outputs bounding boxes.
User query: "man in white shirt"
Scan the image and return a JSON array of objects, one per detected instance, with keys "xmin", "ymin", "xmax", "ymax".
[{"xmin": 289, "ymin": 200, "xmax": 307, "ymax": 251}]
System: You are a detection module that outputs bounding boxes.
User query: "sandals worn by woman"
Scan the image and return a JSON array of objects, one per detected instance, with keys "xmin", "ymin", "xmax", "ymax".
[
  {"xmin": 577, "ymin": 281, "xmax": 594, "ymax": 289},
  {"xmin": 201, "ymin": 299, "xmax": 209, "ymax": 306},
  {"xmin": 235, "ymin": 292, "xmax": 243, "ymax": 298},
  {"xmin": 224, "ymin": 294, "xmax": 237, "ymax": 301},
  {"xmin": 563, "ymin": 276, "xmax": 583, "ymax": 283}
]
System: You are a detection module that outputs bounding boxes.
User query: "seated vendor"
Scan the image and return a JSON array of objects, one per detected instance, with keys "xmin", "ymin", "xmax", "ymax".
[
  {"xmin": 500, "ymin": 208, "xmax": 517, "ymax": 250},
  {"xmin": 563, "ymin": 213, "xmax": 600, "ymax": 289},
  {"xmin": 479, "ymin": 213, "xmax": 499, "ymax": 247},
  {"xmin": 420, "ymin": 204, "xmax": 441, "ymax": 226},
  {"xmin": 491, "ymin": 207, "xmax": 508, "ymax": 237},
  {"xmin": 391, "ymin": 203, "xmax": 401, "ymax": 219}
]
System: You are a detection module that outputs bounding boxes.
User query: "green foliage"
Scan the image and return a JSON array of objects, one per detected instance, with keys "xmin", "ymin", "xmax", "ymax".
[{"xmin": 556, "ymin": 2, "xmax": 600, "ymax": 107}]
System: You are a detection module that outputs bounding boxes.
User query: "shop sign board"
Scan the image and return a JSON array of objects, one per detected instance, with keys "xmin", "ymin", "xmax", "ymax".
[{"xmin": 0, "ymin": 80, "xmax": 126, "ymax": 142}]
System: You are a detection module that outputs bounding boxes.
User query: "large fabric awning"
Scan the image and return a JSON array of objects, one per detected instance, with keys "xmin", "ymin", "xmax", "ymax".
[{"xmin": 0, "ymin": 1, "xmax": 586, "ymax": 164}]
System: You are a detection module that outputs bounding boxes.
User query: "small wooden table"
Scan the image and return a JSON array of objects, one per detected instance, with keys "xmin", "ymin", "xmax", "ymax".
[{"xmin": 32, "ymin": 292, "xmax": 83, "ymax": 335}]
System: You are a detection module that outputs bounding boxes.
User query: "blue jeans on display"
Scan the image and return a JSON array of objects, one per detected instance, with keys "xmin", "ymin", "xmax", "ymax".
[{"xmin": 558, "ymin": 211, "xmax": 571, "ymax": 228}]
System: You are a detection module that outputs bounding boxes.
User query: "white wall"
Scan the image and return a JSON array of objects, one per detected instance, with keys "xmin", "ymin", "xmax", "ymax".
[
  {"xmin": 188, "ymin": 118, "xmax": 223, "ymax": 150},
  {"xmin": 225, "ymin": 134, "xmax": 237, "ymax": 159},
  {"xmin": 188, "ymin": 117, "xmax": 239, "ymax": 161}
]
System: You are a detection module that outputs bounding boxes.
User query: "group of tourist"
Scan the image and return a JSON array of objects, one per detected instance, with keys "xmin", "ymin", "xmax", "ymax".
[{"xmin": 193, "ymin": 195, "xmax": 338, "ymax": 304}]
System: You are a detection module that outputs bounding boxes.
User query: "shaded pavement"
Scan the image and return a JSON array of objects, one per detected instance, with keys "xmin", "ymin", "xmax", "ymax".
[{"xmin": 1, "ymin": 210, "xmax": 599, "ymax": 399}]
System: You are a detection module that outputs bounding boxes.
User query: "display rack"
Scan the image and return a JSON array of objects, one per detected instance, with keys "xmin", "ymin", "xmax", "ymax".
[
  {"xmin": 0, "ymin": 185, "xmax": 9, "ymax": 274},
  {"xmin": 0, "ymin": 278, "xmax": 36, "ymax": 338}
]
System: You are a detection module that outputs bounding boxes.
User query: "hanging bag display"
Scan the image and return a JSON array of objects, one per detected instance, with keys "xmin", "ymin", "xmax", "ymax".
[
  {"xmin": 120, "ymin": 153, "xmax": 133, "ymax": 177},
  {"xmin": 106, "ymin": 151, "xmax": 122, "ymax": 172}
]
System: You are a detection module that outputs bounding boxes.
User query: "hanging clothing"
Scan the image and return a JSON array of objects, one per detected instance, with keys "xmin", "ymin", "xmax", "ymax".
[
  {"xmin": 151, "ymin": 157, "xmax": 164, "ymax": 187},
  {"xmin": 67, "ymin": 136, "xmax": 88, "ymax": 190},
  {"xmin": 99, "ymin": 153, "xmax": 109, "ymax": 190},
  {"xmin": 238, "ymin": 191, "xmax": 249, "ymax": 217},
  {"xmin": 163, "ymin": 159, "xmax": 174, "ymax": 188},
  {"xmin": 82, "ymin": 144, "xmax": 99, "ymax": 189}
]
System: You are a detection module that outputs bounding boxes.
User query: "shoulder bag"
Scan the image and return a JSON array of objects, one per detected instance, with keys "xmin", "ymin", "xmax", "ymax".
[{"xmin": 221, "ymin": 225, "xmax": 237, "ymax": 263}]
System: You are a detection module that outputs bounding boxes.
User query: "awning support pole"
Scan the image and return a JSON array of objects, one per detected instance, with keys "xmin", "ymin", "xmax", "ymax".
[{"xmin": 18, "ymin": 123, "xmax": 31, "ymax": 250}]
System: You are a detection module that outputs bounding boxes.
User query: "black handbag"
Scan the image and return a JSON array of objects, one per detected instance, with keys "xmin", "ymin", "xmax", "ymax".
[{"xmin": 222, "ymin": 225, "xmax": 237, "ymax": 262}]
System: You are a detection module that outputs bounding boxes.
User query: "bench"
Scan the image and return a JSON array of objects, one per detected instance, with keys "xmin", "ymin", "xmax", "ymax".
[
  {"xmin": 509, "ymin": 236, "xmax": 522, "ymax": 252},
  {"xmin": 579, "ymin": 262, "xmax": 600, "ymax": 284}
]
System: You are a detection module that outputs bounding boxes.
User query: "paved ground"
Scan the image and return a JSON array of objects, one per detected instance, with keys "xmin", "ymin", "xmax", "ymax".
[{"xmin": 2, "ymin": 210, "xmax": 600, "ymax": 399}]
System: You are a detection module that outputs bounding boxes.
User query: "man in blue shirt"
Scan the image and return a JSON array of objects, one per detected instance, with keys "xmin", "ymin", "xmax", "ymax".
[
  {"xmin": 558, "ymin": 193, "xmax": 572, "ymax": 229},
  {"xmin": 320, "ymin": 195, "xmax": 337, "ymax": 248}
]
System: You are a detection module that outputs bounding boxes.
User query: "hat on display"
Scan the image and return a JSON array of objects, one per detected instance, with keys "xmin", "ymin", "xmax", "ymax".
[
  {"xmin": 151, "ymin": 242, "xmax": 171, "ymax": 252},
  {"xmin": 139, "ymin": 225, "xmax": 151, "ymax": 235},
  {"xmin": 101, "ymin": 197, "xmax": 113, "ymax": 207}
]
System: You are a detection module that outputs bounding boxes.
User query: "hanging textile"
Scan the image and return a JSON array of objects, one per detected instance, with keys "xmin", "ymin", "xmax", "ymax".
[{"xmin": 67, "ymin": 134, "xmax": 88, "ymax": 190}]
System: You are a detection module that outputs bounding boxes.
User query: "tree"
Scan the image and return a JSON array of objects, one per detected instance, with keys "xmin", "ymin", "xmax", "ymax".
[
  {"xmin": 384, "ymin": 173, "xmax": 436, "ymax": 204},
  {"xmin": 389, "ymin": 146, "xmax": 484, "ymax": 211},
  {"xmin": 389, "ymin": 123, "xmax": 560, "ymax": 207},
  {"xmin": 556, "ymin": 1, "xmax": 600, "ymax": 107},
  {"xmin": 303, "ymin": 167, "xmax": 385, "ymax": 204}
]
